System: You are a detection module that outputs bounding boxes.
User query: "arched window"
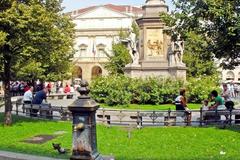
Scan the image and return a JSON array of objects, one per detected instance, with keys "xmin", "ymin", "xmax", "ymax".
[
  {"xmin": 91, "ymin": 66, "xmax": 102, "ymax": 80},
  {"xmin": 226, "ymin": 71, "xmax": 235, "ymax": 80}
]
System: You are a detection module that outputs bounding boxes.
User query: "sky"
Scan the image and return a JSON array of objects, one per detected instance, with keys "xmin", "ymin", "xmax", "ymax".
[{"xmin": 62, "ymin": 0, "xmax": 174, "ymax": 12}]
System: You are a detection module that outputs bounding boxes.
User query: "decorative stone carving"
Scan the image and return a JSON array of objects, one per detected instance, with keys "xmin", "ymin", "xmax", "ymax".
[
  {"xmin": 173, "ymin": 36, "xmax": 184, "ymax": 65},
  {"xmin": 121, "ymin": 30, "xmax": 140, "ymax": 66}
]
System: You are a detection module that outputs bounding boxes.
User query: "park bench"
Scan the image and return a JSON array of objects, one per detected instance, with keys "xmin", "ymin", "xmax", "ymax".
[
  {"xmin": 22, "ymin": 103, "xmax": 72, "ymax": 120},
  {"xmin": 201, "ymin": 109, "xmax": 240, "ymax": 124},
  {"xmin": 22, "ymin": 103, "xmax": 53, "ymax": 119},
  {"xmin": 47, "ymin": 93, "xmax": 75, "ymax": 100}
]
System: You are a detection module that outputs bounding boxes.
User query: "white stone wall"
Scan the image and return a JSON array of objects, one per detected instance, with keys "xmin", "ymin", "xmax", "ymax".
[
  {"xmin": 222, "ymin": 66, "xmax": 240, "ymax": 82},
  {"xmin": 71, "ymin": 6, "xmax": 137, "ymax": 82}
]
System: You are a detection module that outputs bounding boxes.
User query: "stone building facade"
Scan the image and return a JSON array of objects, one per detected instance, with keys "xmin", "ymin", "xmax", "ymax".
[{"xmin": 68, "ymin": 4, "xmax": 143, "ymax": 82}]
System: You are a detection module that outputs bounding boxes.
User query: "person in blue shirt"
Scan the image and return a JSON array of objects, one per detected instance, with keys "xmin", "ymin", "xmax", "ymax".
[
  {"xmin": 31, "ymin": 88, "xmax": 48, "ymax": 116},
  {"xmin": 32, "ymin": 88, "xmax": 48, "ymax": 104}
]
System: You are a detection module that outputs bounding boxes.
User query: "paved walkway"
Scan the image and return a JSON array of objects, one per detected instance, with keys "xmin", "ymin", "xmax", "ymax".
[{"xmin": 0, "ymin": 150, "xmax": 66, "ymax": 160}]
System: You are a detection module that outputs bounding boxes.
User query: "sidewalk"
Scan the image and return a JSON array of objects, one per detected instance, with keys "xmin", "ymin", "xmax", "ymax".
[{"xmin": 0, "ymin": 150, "xmax": 66, "ymax": 160}]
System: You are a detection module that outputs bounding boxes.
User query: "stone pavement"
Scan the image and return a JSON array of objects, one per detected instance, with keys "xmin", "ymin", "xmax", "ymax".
[{"xmin": 0, "ymin": 150, "xmax": 66, "ymax": 160}]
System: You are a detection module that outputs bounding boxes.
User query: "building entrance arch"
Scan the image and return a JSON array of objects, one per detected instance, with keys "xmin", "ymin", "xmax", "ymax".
[{"xmin": 91, "ymin": 66, "xmax": 102, "ymax": 80}]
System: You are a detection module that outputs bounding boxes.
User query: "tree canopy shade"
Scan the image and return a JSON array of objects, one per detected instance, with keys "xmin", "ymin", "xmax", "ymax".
[
  {"xmin": 0, "ymin": 0, "xmax": 75, "ymax": 125},
  {"xmin": 160, "ymin": 0, "xmax": 240, "ymax": 70}
]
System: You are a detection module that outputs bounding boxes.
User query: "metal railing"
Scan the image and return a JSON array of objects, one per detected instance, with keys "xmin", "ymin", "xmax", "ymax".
[{"xmin": 9, "ymin": 100, "xmax": 240, "ymax": 127}]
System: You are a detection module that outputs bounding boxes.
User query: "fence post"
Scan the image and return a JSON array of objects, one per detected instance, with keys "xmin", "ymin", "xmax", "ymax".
[
  {"xmin": 30, "ymin": 104, "xmax": 33, "ymax": 117},
  {"xmin": 215, "ymin": 109, "xmax": 218, "ymax": 124},
  {"xmin": 200, "ymin": 107, "xmax": 203, "ymax": 127},
  {"xmin": 229, "ymin": 108, "xmax": 232, "ymax": 125},
  {"xmin": 152, "ymin": 111, "xmax": 155, "ymax": 124},
  {"xmin": 16, "ymin": 101, "xmax": 19, "ymax": 116},
  {"xmin": 137, "ymin": 111, "xmax": 141, "ymax": 126},
  {"xmin": 39, "ymin": 105, "xmax": 42, "ymax": 117},
  {"xmin": 103, "ymin": 108, "xmax": 105, "ymax": 124}
]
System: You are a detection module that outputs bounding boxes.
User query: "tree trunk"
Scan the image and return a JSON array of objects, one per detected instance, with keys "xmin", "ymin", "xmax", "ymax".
[{"xmin": 3, "ymin": 57, "xmax": 12, "ymax": 126}]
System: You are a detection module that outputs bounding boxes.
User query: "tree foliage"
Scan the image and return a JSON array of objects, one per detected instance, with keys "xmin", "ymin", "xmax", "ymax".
[
  {"xmin": 161, "ymin": 0, "xmax": 240, "ymax": 70},
  {"xmin": 0, "ymin": 0, "xmax": 74, "ymax": 125},
  {"xmin": 183, "ymin": 32, "xmax": 218, "ymax": 77},
  {"xmin": 104, "ymin": 43, "xmax": 131, "ymax": 75}
]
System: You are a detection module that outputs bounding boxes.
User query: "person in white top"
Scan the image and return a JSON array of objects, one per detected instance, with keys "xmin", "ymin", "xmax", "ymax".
[
  {"xmin": 221, "ymin": 83, "xmax": 234, "ymax": 110},
  {"xmin": 23, "ymin": 86, "xmax": 33, "ymax": 104},
  {"xmin": 202, "ymin": 100, "xmax": 209, "ymax": 111}
]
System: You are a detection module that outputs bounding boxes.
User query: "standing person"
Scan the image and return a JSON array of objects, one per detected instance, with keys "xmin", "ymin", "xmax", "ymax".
[
  {"xmin": 46, "ymin": 82, "xmax": 52, "ymax": 95},
  {"xmin": 31, "ymin": 88, "xmax": 48, "ymax": 116},
  {"xmin": 221, "ymin": 84, "xmax": 234, "ymax": 110},
  {"xmin": 23, "ymin": 86, "xmax": 33, "ymax": 104},
  {"xmin": 175, "ymin": 89, "xmax": 191, "ymax": 125},
  {"xmin": 229, "ymin": 82, "xmax": 235, "ymax": 98}
]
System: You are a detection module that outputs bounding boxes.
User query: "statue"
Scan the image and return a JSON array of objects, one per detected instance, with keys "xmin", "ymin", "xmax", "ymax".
[
  {"xmin": 173, "ymin": 36, "xmax": 184, "ymax": 65},
  {"xmin": 121, "ymin": 29, "xmax": 140, "ymax": 66},
  {"xmin": 167, "ymin": 35, "xmax": 185, "ymax": 66}
]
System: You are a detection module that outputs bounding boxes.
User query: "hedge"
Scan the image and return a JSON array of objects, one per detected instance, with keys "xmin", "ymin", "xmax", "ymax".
[{"xmin": 90, "ymin": 75, "xmax": 220, "ymax": 106}]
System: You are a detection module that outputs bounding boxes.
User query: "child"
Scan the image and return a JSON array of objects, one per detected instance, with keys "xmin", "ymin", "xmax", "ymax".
[{"xmin": 202, "ymin": 99, "xmax": 209, "ymax": 111}]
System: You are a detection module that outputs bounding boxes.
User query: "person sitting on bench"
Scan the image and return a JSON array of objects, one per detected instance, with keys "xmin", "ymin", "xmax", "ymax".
[
  {"xmin": 31, "ymin": 88, "xmax": 48, "ymax": 117},
  {"xmin": 175, "ymin": 88, "xmax": 191, "ymax": 125},
  {"xmin": 23, "ymin": 86, "xmax": 33, "ymax": 104}
]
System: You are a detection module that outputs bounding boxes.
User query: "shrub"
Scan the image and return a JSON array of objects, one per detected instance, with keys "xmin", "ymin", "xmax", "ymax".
[
  {"xmin": 90, "ymin": 75, "xmax": 184, "ymax": 105},
  {"xmin": 186, "ymin": 75, "xmax": 221, "ymax": 103},
  {"xmin": 90, "ymin": 75, "xmax": 220, "ymax": 106}
]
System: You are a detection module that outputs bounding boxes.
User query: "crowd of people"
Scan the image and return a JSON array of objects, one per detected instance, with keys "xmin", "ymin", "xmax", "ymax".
[
  {"xmin": 20, "ymin": 81, "xmax": 79, "ymax": 117},
  {"xmin": 9, "ymin": 81, "xmax": 78, "ymax": 97},
  {"xmin": 222, "ymin": 81, "xmax": 240, "ymax": 98}
]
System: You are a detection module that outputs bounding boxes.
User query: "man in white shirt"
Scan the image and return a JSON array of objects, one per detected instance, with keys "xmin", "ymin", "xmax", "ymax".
[{"xmin": 23, "ymin": 86, "xmax": 33, "ymax": 104}]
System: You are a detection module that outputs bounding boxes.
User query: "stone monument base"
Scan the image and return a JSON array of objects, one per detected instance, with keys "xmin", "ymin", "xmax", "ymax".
[{"xmin": 124, "ymin": 65, "xmax": 187, "ymax": 80}]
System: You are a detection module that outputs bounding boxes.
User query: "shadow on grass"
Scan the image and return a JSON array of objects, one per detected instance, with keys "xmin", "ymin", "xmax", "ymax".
[{"xmin": 0, "ymin": 112, "xmax": 60, "ymax": 126}]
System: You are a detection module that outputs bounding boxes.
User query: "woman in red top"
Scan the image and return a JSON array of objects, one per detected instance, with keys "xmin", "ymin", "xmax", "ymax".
[
  {"xmin": 46, "ymin": 83, "xmax": 52, "ymax": 95},
  {"xmin": 64, "ymin": 84, "xmax": 71, "ymax": 93}
]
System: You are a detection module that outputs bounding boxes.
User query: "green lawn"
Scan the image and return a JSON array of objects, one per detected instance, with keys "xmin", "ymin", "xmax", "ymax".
[
  {"xmin": 100, "ymin": 103, "xmax": 201, "ymax": 110},
  {"xmin": 0, "ymin": 114, "xmax": 240, "ymax": 160}
]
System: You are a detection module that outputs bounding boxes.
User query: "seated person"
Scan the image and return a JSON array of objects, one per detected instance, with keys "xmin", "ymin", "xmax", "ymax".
[
  {"xmin": 175, "ymin": 89, "xmax": 191, "ymax": 124},
  {"xmin": 202, "ymin": 99, "xmax": 209, "ymax": 110},
  {"xmin": 208, "ymin": 90, "xmax": 226, "ymax": 123},
  {"xmin": 209, "ymin": 90, "xmax": 226, "ymax": 110},
  {"xmin": 31, "ymin": 88, "xmax": 48, "ymax": 117},
  {"xmin": 23, "ymin": 86, "xmax": 33, "ymax": 104},
  {"xmin": 221, "ymin": 84, "xmax": 234, "ymax": 110},
  {"xmin": 201, "ymin": 99, "xmax": 210, "ymax": 121}
]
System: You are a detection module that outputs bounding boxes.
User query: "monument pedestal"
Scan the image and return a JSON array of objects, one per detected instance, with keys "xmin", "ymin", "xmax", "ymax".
[
  {"xmin": 124, "ymin": 0, "xmax": 187, "ymax": 80},
  {"xmin": 124, "ymin": 65, "xmax": 187, "ymax": 80}
]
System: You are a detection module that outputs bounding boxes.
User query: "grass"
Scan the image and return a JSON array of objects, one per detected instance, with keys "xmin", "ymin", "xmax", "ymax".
[
  {"xmin": 0, "ymin": 114, "xmax": 240, "ymax": 160},
  {"xmin": 100, "ymin": 103, "xmax": 201, "ymax": 110}
]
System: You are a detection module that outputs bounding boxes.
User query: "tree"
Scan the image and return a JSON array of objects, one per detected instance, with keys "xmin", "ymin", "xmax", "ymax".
[
  {"xmin": 0, "ymin": 0, "xmax": 75, "ymax": 125},
  {"xmin": 104, "ymin": 43, "xmax": 131, "ymax": 75},
  {"xmin": 183, "ymin": 32, "xmax": 218, "ymax": 77},
  {"xmin": 161, "ymin": 0, "xmax": 240, "ymax": 69}
]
